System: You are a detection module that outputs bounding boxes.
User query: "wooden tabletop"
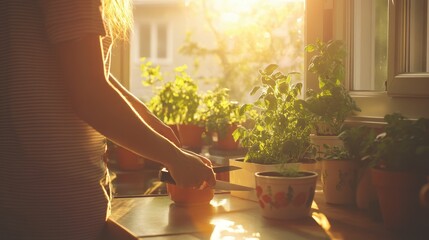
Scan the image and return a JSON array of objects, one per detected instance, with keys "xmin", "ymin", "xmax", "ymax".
[
  {"xmin": 109, "ymin": 188, "xmax": 417, "ymax": 240},
  {"xmin": 110, "ymin": 193, "xmax": 327, "ymax": 239},
  {"xmin": 108, "ymin": 149, "xmax": 429, "ymax": 240}
]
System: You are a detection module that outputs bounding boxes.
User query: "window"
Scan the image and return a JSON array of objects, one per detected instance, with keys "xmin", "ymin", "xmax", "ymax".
[
  {"xmin": 387, "ymin": 0, "xmax": 429, "ymax": 97},
  {"xmin": 351, "ymin": 0, "xmax": 388, "ymax": 91},
  {"xmin": 135, "ymin": 22, "xmax": 172, "ymax": 63},
  {"xmin": 305, "ymin": 0, "xmax": 429, "ymax": 120},
  {"xmin": 348, "ymin": 0, "xmax": 429, "ymax": 95},
  {"xmin": 129, "ymin": 20, "xmax": 173, "ymax": 98}
]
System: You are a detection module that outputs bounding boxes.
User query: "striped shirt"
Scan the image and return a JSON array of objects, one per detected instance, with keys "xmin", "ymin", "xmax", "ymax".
[{"xmin": 1, "ymin": 1, "xmax": 111, "ymax": 239}]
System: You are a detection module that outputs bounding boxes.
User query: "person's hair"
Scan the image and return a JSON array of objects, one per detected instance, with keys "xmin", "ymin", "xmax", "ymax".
[{"xmin": 101, "ymin": 0, "xmax": 133, "ymax": 40}]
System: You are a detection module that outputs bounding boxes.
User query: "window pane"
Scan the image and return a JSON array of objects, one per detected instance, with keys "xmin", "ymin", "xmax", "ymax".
[
  {"xmin": 408, "ymin": 0, "xmax": 428, "ymax": 72},
  {"xmin": 352, "ymin": 0, "xmax": 388, "ymax": 91},
  {"xmin": 139, "ymin": 24, "xmax": 151, "ymax": 57},
  {"xmin": 157, "ymin": 24, "xmax": 167, "ymax": 59}
]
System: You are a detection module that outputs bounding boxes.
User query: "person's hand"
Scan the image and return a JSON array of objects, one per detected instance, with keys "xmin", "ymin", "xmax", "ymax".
[{"xmin": 168, "ymin": 149, "xmax": 216, "ymax": 189}]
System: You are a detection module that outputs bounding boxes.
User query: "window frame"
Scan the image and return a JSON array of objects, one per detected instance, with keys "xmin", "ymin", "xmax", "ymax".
[
  {"xmin": 131, "ymin": 20, "xmax": 173, "ymax": 65},
  {"xmin": 305, "ymin": 0, "xmax": 429, "ymax": 122},
  {"xmin": 387, "ymin": 0, "xmax": 429, "ymax": 97}
]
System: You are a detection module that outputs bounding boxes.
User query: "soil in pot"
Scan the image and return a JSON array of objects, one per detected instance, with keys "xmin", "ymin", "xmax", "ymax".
[{"xmin": 254, "ymin": 171, "xmax": 318, "ymax": 220}]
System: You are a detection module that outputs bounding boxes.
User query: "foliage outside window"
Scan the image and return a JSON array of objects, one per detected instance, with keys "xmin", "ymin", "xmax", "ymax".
[{"xmin": 180, "ymin": 0, "xmax": 304, "ymax": 101}]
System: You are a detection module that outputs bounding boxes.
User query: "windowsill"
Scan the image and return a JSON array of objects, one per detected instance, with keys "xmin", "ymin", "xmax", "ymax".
[{"xmin": 349, "ymin": 91, "xmax": 429, "ymax": 120}]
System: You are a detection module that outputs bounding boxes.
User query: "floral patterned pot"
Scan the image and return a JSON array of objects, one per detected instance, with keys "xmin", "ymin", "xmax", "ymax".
[
  {"xmin": 321, "ymin": 160, "xmax": 358, "ymax": 205},
  {"xmin": 254, "ymin": 171, "xmax": 318, "ymax": 220}
]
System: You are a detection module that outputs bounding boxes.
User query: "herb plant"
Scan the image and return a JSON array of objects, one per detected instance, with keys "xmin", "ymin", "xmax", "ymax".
[
  {"xmin": 201, "ymin": 87, "xmax": 246, "ymax": 141},
  {"xmin": 300, "ymin": 40, "xmax": 360, "ymax": 135},
  {"xmin": 233, "ymin": 64, "xmax": 315, "ymax": 175},
  {"xmin": 323, "ymin": 126, "xmax": 376, "ymax": 166},
  {"xmin": 369, "ymin": 113, "xmax": 429, "ymax": 174},
  {"xmin": 142, "ymin": 60, "xmax": 202, "ymax": 125}
]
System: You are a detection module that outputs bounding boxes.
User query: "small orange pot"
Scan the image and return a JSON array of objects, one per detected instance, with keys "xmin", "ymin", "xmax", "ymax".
[{"xmin": 166, "ymin": 183, "xmax": 214, "ymax": 207}]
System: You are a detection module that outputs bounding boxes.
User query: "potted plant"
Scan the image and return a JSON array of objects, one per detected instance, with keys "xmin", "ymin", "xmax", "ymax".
[
  {"xmin": 201, "ymin": 87, "xmax": 247, "ymax": 151},
  {"xmin": 368, "ymin": 113, "xmax": 429, "ymax": 231},
  {"xmin": 232, "ymin": 64, "xmax": 318, "ymax": 219},
  {"xmin": 320, "ymin": 126, "xmax": 376, "ymax": 206},
  {"xmin": 300, "ymin": 40, "xmax": 360, "ymax": 158},
  {"xmin": 143, "ymin": 63, "xmax": 205, "ymax": 153},
  {"xmin": 320, "ymin": 145, "xmax": 358, "ymax": 205}
]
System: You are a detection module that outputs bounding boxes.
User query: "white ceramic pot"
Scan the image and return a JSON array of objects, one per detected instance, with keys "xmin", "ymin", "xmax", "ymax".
[
  {"xmin": 309, "ymin": 134, "xmax": 343, "ymax": 159},
  {"xmin": 321, "ymin": 160, "xmax": 358, "ymax": 205},
  {"xmin": 254, "ymin": 171, "xmax": 318, "ymax": 220},
  {"xmin": 229, "ymin": 158, "xmax": 298, "ymax": 202}
]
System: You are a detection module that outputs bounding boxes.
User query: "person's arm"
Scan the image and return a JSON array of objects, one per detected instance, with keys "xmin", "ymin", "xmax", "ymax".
[
  {"xmin": 107, "ymin": 74, "xmax": 180, "ymax": 146},
  {"xmin": 54, "ymin": 34, "xmax": 215, "ymax": 188}
]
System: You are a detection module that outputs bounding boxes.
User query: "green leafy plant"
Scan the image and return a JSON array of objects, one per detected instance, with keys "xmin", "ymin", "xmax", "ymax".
[
  {"xmin": 300, "ymin": 40, "xmax": 360, "ymax": 135},
  {"xmin": 368, "ymin": 113, "xmax": 429, "ymax": 174},
  {"xmin": 233, "ymin": 64, "xmax": 315, "ymax": 176},
  {"xmin": 324, "ymin": 126, "xmax": 376, "ymax": 165},
  {"xmin": 142, "ymin": 60, "xmax": 202, "ymax": 125},
  {"xmin": 201, "ymin": 87, "xmax": 246, "ymax": 141}
]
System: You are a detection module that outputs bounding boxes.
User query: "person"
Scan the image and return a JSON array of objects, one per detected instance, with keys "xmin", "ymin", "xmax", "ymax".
[{"xmin": 0, "ymin": 1, "xmax": 216, "ymax": 239}]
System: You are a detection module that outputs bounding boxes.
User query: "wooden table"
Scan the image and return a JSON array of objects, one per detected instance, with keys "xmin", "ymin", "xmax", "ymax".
[
  {"xmin": 111, "ymin": 193, "xmax": 327, "ymax": 239},
  {"xmin": 109, "ymin": 189, "xmax": 417, "ymax": 240},
  {"xmin": 108, "ymin": 153, "xmax": 427, "ymax": 240}
]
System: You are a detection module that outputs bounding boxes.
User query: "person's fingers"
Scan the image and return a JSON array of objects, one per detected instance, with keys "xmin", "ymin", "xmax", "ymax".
[
  {"xmin": 169, "ymin": 149, "xmax": 216, "ymax": 189},
  {"xmin": 183, "ymin": 149, "xmax": 212, "ymax": 167},
  {"xmin": 204, "ymin": 166, "xmax": 216, "ymax": 187}
]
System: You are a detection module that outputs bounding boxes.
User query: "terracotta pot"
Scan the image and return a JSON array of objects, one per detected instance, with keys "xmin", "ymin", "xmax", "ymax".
[
  {"xmin": 420, "ymin": 176, "xmax": 429, "ymax": 209},
  {"xmin": 355, "ymin": 168, "xmax": 378, "ymax": 210},
  {"xmin": 215, "ymin": 124, "xmax": 240, "ymax": 150},
  {"xmin": 115, "ymin": 146, "xmax": 145, "ymax": 171},
  {"xmin": 321, "ymin": 160, "xmax": 358, "ymax": 205},
  {"xmin": 371, "ymin": 167, "xmax": 427, "ymax": 231},
  {"xmin": 255, "ymin": 171, "xmax": 318, "ymax": 220},
  {"xmin": 166, "ymin": 183, "xmax": 214, "ymax": 207},
  {"xmin": 177, "ymin": 124, "xmax": 205, "ymax": 153}
]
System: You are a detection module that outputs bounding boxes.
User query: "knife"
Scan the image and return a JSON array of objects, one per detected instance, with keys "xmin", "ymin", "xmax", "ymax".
[{"xmin": 159, "ymin": 167, "xmax": 253, "ymax": 191}]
